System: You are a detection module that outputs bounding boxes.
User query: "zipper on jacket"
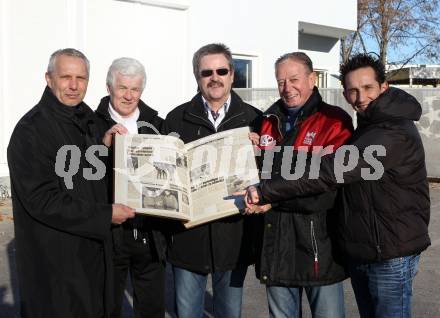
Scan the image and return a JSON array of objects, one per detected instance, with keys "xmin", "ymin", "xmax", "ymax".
[
  {"xmin": 188, "ymin": 112, "xmax": 215, "ymax": 131},
  {"xmin": 264, "ymin": 113, "xmax": 283, "ymax": 141},
  {"xmin": 208, "ymin": 224, "xmax": 214, "ymax": 272},
  {"xmin": 133, "ymin": 228, "xmax": 138, "ymax": 240},
  {"xmin": 217, "ymin": 112, "xmax": 245, "ymax": 131},
  {"xmin": 310, "ymin": 220, "xmax": 319, "ymax": 279},
  {"xmin": 272, "ymin": 108, "xmax": 304, "ymax": 146},
  {"xmin": 188, "ymin": 107, "xmax": 246, "ymax": 132},
  {"xmin": 372, "ymin": 213, "xmax": 382, "ymax": 260}
]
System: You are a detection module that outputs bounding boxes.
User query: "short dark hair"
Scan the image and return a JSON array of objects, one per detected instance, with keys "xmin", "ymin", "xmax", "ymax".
[
  {"xmin": 192, "ymin": 43, "xmax": 235, "ymax": 79},
  {"xmin": 275, "ymin": 52, "xmax": 313, "ymax": 74},
  {"xmin": 340, "ymin": 53, "xmax": 385, "ymax": 88}
]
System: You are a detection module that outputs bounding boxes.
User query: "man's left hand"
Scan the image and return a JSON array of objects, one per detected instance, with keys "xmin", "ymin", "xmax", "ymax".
[{"xmin": 244, "ymin": 203, "xmax": 271, "ymax": 215}]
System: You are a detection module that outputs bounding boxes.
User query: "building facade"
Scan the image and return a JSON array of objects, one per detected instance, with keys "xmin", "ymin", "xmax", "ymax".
[{"xmin": 0, "ymin": 0, "xmax": 357, "ymax": 176}]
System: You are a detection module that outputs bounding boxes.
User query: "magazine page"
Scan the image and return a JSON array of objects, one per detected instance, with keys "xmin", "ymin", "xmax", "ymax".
[
  {"xmin": 183, "ymin": 127, "xmax": 260, "ymax": 228},
  {"xmin": 114, "ymin": 133, "xmax": 191, "ymax": 221}
]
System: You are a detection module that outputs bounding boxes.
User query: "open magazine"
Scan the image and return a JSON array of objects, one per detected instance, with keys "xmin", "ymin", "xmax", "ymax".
[{"xmin": 114, "ymin": 127, "xmax": 260, "ymax": 228}]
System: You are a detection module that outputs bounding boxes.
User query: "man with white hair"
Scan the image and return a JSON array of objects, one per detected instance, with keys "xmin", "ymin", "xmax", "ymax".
[{"xmin": 96, "ymin": 57, "xmax": 167, "ymax": 318}]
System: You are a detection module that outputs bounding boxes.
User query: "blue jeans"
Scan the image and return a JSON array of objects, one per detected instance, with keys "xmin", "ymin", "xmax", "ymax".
[
  {"xmin": 172, "ymin": 266, "xmax": 247, "ymax": 318},
  {"xmin": 348, "ymin": 254, "xmax": 420, "ymax": 318},
  {"xmin": 266, "ymin": 281, "xmax": 345, "ymax": 318}
]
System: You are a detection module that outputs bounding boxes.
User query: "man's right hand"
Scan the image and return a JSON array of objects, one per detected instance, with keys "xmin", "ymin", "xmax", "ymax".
[
  {"xmin": 248, "ymin": 132, "xmax": 260, "ymax": 146},
  {"xmin": 111, "ymin": 203, "xmax": 135, "ymax": 224},
  {"xmin": 103, "ymin": 123, "xmax": 129, "ymax": 147}
]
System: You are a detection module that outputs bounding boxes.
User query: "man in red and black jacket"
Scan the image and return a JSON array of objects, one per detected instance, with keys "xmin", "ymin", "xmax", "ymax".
[{"xmin": 251, "ymin": 52, "xmax": 353, "ymax": 318}]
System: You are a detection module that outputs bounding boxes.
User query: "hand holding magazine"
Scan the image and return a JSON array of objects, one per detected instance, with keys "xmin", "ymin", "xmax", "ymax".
[{"xmin": 114, "ymin": 127, "xmax": 259, "ymax": 228}]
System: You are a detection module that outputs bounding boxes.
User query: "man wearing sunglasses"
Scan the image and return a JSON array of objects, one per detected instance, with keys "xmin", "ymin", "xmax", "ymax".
[{"xmin": 163, "ymin": 43, "xmax": 261, "ymax": 318}]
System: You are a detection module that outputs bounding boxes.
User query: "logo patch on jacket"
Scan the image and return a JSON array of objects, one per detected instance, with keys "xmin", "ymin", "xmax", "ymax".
[
  {"xmin": 303, "ymin": 131, "xmax": 317, "ymax": 145},
  {"xmin": 260, "ymin": 134, "xmax": 277, "ymax": 147},
  {"xmin": 259, "ymin": 114, "xmax": 282, "ymax": 149}
]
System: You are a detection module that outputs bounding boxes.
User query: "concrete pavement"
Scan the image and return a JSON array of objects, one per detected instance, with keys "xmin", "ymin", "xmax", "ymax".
[{"xmin": 0, "ymin": 183, "xmax": 439, "ymax": 317}]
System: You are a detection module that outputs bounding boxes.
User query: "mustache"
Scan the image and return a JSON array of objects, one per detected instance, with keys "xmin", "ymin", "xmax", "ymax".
[{"xmin": 208, "ymin": 80, "xmax": 224, "ymax": 87}]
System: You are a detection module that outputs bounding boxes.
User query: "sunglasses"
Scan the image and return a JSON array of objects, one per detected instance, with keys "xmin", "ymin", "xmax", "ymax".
[{"xmin": 200, "ymin": 68, "xmax": 230, "ymax": 78}]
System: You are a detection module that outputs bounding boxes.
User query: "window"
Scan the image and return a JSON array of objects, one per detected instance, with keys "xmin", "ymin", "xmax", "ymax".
[
  {"xmin": 315, "ymin": 70, "xmax": 327, "ymax": 88},
  {"xmin": 233, "ymin": 58, "xmax": 252, "ymax": 88}
]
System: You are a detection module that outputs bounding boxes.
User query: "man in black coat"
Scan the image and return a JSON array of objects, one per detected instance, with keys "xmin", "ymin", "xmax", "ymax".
[
  {"xmin": 95, "ymin": 57, "xmax": 167, "ymax": 318},
  {"xmin": 7, "ymin": 48, "xmax": 134, "ymax": 318},
  {"xmin": 163, "ymin": 43, "xmax": 261, "ymax": 318},
  {"xmin": 242, "ymin": 54, "xmax": 430, "ymax": 318}
]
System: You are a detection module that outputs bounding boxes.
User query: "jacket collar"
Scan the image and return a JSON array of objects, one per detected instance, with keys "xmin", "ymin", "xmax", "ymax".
[
  {"xmin": 40, "ymin": 86, "xmax": 94, "ymax": 135},
  {"xmin": 96, "ymin": 95, "xmax": 159, "ymax": 124},
  {"xmin": 265, "ymin": 87, "xmax": 322, "ymax": 125},
  {"xmin": 358, "ymin": 87, "xmax": 422, "ymax": 127},
  {"xmin": 183, "ymin": 90, "xmax": 247, "ymax": 130}
]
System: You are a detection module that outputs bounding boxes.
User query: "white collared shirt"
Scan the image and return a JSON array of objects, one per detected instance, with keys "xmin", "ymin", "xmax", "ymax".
[
  {"xmin": 108, "ymin": 103, "xmax": 140, "ymax": 134},
  {"xmin": 202, "ymin": 95, "xmax": 231, "ymax": 130}
]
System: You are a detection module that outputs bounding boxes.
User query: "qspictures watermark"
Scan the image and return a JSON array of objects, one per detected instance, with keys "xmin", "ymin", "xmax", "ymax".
[
  {"xmin": 54, "ymin": 138, "xmax": 386, "ymax": 190},
  {"xmin": 258, "ymin": 145, "xmax": 385, "ymax": 182}
]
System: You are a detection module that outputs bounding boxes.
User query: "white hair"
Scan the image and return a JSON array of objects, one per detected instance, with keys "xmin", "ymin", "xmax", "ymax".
[{"xmin": 106, "ymin": 57, "xmax": 146, "ymax": 90}]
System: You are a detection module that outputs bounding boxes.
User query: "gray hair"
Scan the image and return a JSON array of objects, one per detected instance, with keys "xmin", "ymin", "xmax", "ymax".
[
  {"xmin": 47, "ymin": 48, "xmax": 90, "ymax": 77},
  {"xmin": 192, "ymin": 43, "xmax": 235, "ymax": 79},
  {"xmin": 275, "ymin": 52, "xmax": 314, "ymax": 74},
  {"xmin": 106, "ymin": 57, "xmax": 146, "ymax": 90}
]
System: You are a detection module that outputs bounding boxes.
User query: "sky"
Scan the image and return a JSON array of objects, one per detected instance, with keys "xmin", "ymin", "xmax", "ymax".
[{"xmin": 358, "ymin": 4, "xmax": 440, "ymax": 66}]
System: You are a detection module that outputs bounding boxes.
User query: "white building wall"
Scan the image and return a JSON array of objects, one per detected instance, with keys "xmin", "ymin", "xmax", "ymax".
[
  {"xmin": 1, "ymin": 0, "xmax": 85, "ymax": 176},
  {"xmin": 0, "ymin": 0, "xmax": 356, "ymax": 176},
  {"xmin": 187, "ymin": 0, "xmax": 302, "ymax": 89},
  {"xmin": 302, "ymin": 38, "xmax": 343, "ymax": 85},
  {"xmin": 186, "ymin": 0, "xmax": 356, "ymax": 89},
  {"xmin": 0, "ymin": 0, "xmax": 189, "ymax": 176},
  {"xmin": 300, "ymin": 0, "xmax": 357, "ymax": 31},
  {"xmin": 84, "ymin": 0, "xmax": 188, "ymax": 115}
]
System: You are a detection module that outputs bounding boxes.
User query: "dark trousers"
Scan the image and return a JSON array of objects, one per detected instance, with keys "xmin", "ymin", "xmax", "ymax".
[{"xmin": 111, "ymin": 227, "xmax": 166, "ymax": 318}]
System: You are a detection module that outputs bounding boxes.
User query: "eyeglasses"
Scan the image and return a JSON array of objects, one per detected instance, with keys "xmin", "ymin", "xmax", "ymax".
[{"xmin": 200, "ymin": 68, "xmax": 230, "ymax": 78}]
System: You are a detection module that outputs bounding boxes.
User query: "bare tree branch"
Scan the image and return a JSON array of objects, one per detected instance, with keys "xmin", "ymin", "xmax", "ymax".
[{"xmin": 345, "ymin": 0, "xmax": 440, "ymax": 66}]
